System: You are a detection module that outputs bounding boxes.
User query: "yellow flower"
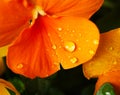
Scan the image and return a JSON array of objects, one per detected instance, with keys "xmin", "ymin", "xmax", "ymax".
[
  {"xmin": 0, "ymin": 79, "xmax": 20, "ymax": 95},
  {"xmin": 83, "ymin": 28, "xmax": 120, "ymax": 94}
]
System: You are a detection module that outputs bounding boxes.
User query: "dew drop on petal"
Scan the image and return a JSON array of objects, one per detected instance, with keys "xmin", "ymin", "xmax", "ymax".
[
  {"xmin": 70, "ymin": 57, "xmax": 78, "ymax": 64},
  {"xmin": 76, "ymin": 39, "xmax": 80, "ymax": 42},
  {"xmin": 79, "ymin": 33, "xmax": 82, "ymax": 37},
  {"xmin": 93, "ymin": 39, "xmax": 99, "ymax": 45},
  {"xmin": 57, "ymin": 27, "xmax": 62, "ymax": 31},
  {"xmin": 17, "ymin": 64, "xmax": 23, "ymax": 69},
  {"xmin": 86, "ymin": 40, "xmax": 89, "ymax": 42},
  {"xmin": 109, "ymin": 47, "xmax": 113, "ymax": 51},
  {"xmin": 89, "ymin": 50, "xmax": 95, "ymax": 55},
  {"xmin": 52, "ymin": 45, "xmax": 57, "ymax": 50},
  {"xmin": 72, "ymin": 30, "xmax": 75, "ymax": 33},
  {"xmin": 64, "ymin": 41, "xmax": 76, "ymax": 52},
  {"xmin": 78, "ymin": 47, "xmax": 81, "ymax": 50},
  {"xmin": 113, "ymin": 60, "xmax": 117, "ymax": 65}
]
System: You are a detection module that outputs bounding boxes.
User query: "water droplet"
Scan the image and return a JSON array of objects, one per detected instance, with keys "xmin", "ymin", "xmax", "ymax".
[
  {"xmin": 52, "ymin": 45, "xmax": 57, "ymax": 49},
  {"xmin": 57, "ymin": 27, "xmax": 62, "ymax": 31},
  {"xmin": 78, "ymin": 47, "xmax": 81, "ymax": 50},
  {"xmin": 93, "ymin": 39, "xmax": 99, "ymax": 45},
  {"xmin": 72, "ymin": 30, "xmax": 75, "ymax": 33},
  {"xmin": 109, "ymin": 47, "xmax": 113, "ymax": 51},
  {"xmin": 86, "ymin": 40, "xmax": 89, "ymax": 42},
  {"xmin": 79, "ymin": 33, "xmax": 82, "ymax": 37},
  {"xmin": 76, "ymin": 39, "xmax": 79, "ymax": 42},
  {"xmin": 64, "ymin": 41, "xmax": 76, "ymax": 52},
  {"xmin": 89, "ymin": 50, "xmax": 95, "ymax": 55},
  {"xmin": 113, "ymin": 60, "xmax": 117, "ymax": 65},
  {"xmin": 70, "ymin": 57, "xmax": 78, "ymax": 64},
  {"xmin": 105, "ymin": 92, "xmax": 111, "ymax": 95},
  {"xmin": 17, "ymin": 64, "xmax": 23, "ymax": 69}
]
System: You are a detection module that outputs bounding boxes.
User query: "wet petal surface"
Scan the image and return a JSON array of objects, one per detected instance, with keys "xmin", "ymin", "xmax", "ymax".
[
  {"xmin": 7, "ymin": 16, "xmax": 99, "ymax": 78},
  {"xmin": 83, "ymin": 28, "xmax": 120, "ymax": 79}
]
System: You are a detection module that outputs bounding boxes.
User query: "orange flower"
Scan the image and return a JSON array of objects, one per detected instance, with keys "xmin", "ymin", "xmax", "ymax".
[
  {"xmin": 0, "ymin": 0, "xmax": 103, "ymax": 78},
  {"xmin": 83, "ymin": 28, "xmax": 120, "ymax": 94},
  {"xmin": 0, "ymin": 79, "xmax": 20, "ymax": 95}
]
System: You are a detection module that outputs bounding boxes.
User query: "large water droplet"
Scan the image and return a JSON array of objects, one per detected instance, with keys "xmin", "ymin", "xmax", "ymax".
[
  {"xmin": 17, "ymin": 64, "xmax": 23, "ymax": 69},
  {"xmin": 64, "ymin": 41, "xmax": 76, "ymax": 52},
  {"xmin": 70, "ymin": 57, "xmax": 78, "ymax": 64}
]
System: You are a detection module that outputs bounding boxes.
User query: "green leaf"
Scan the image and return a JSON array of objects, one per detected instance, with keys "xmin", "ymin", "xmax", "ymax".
[
  {"xmin": 96, "ymin": 82, "xmax": 115, "ymax": 95},
  {"xmin": 8, "ymin": 77, "xmax": 25, "ymax": 93},
  {"xmin": 6, "ymin": 88, "xmax": 16, "ymax": 95}
]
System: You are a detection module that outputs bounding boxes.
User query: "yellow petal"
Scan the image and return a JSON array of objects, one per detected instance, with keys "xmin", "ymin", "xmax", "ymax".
[
  {"xmin": 0, "ymin": 85, "xmax": 10, "ymax": 95},
  {"xmin": 0, "ymin": 45, "xmax": 8, "ymax": 57},
  {"xmin": 0, "ymin": 79, "xmax": 20, "ymax": 95},
  {"xmin": 83, "ymin": 28, "xmax": 120, "ymax": 79},
  {"xmin": 0, "ymin": 46, "xmax": 8, "ymax": 75}
]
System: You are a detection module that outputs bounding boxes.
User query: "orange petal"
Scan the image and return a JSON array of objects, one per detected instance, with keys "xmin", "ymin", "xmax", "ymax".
[
  {"xmin": 7, "ymin": 17, "xmax": 60, "ymax": 78},
  {"xmin": 7, "ymin": 16, "xmax": 99, "ymax": 78},
  {"xmin": 0, "ymin": 0, "xmax": 33, "ymax": 47},
  {"xmin": 83, "ymin": 28, "xmax": 120, "ymax": 79},
  {"xmin": 94, "ymin": 70, "xmax": 120, "ymax": 95},
  {"xmin": 0, "ymin": 79, "xmax": 20, "ymax": 95},
  {"xmin": 54, "ymin": 17, "xmax": 99, "ymax": 69},
  {"xmin": 36, "ymin": 0, "xmax": 103, "ymax": 18},
  {"xmin": 36, "ymin": 16, "xmax": 99, "ymax": 69}
]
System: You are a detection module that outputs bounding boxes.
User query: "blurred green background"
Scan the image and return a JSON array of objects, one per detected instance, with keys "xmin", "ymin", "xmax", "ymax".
[{"xmin": 1, "ymin": 0, "xmax": 120, "ymax": 95}]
